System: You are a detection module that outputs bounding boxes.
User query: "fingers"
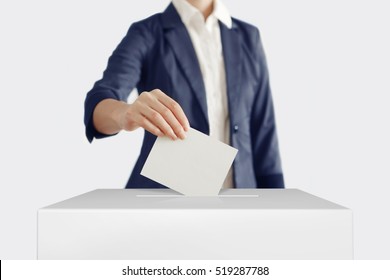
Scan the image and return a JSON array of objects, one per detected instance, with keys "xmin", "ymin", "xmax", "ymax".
[
  {"xmin": 129, "ymin": 89, "xmax": 189, "ymax": 140},
  {"xmin": 141, "ymin": 103, "xmax": 180, "ymax": 140},
  {"xmin": 154, "ymin": 90, "xmax": 190, "ymax": 132},
  {"xmin": 137, "ymin": 115, "xmax": 164, "ymax": 137},
  {"xmin": 147, "ymin": 98, "xmax": 186, "ymax": 140}
]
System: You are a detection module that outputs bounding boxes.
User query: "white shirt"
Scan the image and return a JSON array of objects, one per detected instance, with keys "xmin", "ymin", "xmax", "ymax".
[{"xmin": 172, "ymin": 0, "xmax": 234, "ymax": 188}]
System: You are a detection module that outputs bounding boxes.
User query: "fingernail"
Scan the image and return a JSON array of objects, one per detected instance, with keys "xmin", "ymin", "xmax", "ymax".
[
  {"xmin": 180, "ymin": 129, "xmax": 186, "ymax": 139},
  {"xmin": 178, "ymin": 134, "xmax": 185, "ymax": 140}
]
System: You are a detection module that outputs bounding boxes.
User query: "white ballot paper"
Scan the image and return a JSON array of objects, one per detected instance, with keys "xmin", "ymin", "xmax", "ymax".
[{"xmin": 141, "ymin": 128, "xmax": 238, "ymax": 196}]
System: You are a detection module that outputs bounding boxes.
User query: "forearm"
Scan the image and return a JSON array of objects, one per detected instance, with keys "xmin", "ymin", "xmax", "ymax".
[{"xmin": 92, "ymin": 99, "xmax": 129, "ymax": 135}]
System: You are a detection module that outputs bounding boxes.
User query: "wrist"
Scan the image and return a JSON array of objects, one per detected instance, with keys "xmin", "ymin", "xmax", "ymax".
[{"xmin": 112, "ymin": 101, "xmax": 130, "ymax": 131}]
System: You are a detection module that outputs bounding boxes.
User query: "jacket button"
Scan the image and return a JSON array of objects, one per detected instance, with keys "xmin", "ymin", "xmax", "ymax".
[{"xmin": 233, "ymin": 125, "xmax": 239, "ymax": 133}]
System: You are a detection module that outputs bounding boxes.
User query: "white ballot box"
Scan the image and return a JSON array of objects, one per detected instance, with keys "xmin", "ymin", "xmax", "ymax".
[{"xmin": 37, "ymin": 189, "xmax": 353, "ymax": 259}]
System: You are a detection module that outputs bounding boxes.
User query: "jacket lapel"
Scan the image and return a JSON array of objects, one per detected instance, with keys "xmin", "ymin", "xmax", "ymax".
[
  {"xmin": 220, "ymin": 21, "xmax": 241, "ymax": 125},
  {"xmin": 161, "ymin": 4, "xmax": 209, "ymax": 126}
]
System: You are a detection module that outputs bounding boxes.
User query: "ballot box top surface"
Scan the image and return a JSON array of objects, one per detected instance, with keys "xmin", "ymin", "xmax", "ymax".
[{"xmin": 40, "ymin": 189, "xmax": 349, "ymax": 210}]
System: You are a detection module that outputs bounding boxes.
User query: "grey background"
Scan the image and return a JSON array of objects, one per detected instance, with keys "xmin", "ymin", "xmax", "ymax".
[{"xmin": 0, "ymin": 0, "xmax": 389, "ymax": 259}]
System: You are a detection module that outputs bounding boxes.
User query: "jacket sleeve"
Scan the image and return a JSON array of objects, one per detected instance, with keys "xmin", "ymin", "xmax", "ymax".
[
  {"xmin": 250, "ymin": 28, "xmax": 285, "ymax": 188},
  {"xmin": 84, "ymin": 22, "xmax": 152, "ymax": 142}
]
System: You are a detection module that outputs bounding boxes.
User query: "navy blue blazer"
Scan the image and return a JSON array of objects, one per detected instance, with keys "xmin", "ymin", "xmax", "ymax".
[{"xmin": 84, "ymin": 4, "xmax": 284, "ymax": 189}]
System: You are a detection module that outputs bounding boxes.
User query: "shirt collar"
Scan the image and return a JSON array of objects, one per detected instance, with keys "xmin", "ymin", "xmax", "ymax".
[
  {"xmin": 172, "ymin": 0, "xmax": 232, "ymax": 29},
  {"xmin": 212, "ymin": 0, "xmax": 232, "ymax": 28}
]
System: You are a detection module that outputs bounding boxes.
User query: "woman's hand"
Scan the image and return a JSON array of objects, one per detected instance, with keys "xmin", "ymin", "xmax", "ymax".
[{"xmin": 93, "ymin": 89, "xmax": 190, "ymax": 140}]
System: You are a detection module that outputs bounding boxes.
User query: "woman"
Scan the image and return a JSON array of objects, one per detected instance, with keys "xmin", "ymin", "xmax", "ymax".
[{"xmin": 84, "ymin": 0, "xmax": 284, "ymax": 189}]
